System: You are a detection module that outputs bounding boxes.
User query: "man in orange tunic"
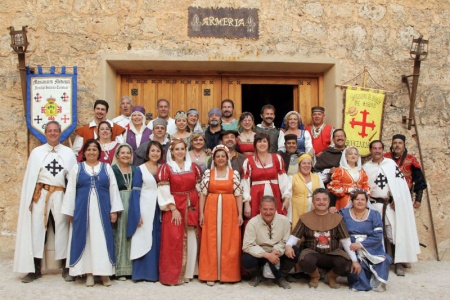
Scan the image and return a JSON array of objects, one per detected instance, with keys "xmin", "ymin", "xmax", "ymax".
[{"xmin": 72, "ymin": 100, "xmax": 125, "ymax": 154}]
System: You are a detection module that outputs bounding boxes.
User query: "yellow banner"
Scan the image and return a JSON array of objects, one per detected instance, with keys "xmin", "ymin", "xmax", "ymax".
[{"xmin": 343, "ymin": 87, "xmax": 385, "ymax": 156}]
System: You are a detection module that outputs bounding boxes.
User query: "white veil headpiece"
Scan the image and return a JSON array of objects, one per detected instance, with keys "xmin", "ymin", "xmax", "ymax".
[
  {"xmin": 166, "ymin": 138, "xmax": 192, "ymax": 172},
  {"xmin": 210, "ymin": 145, "xmax": 232, "ymax": 169},
  {"xmin": 339, "ymin": 146, "xmax": 362, "ymax": 171}
]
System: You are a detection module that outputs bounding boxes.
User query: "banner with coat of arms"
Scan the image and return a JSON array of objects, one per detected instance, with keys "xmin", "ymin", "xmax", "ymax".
[
  {"xmin": 26, "ymin": 66, "xmax": 77, "ymax": 144},
  {"xmin": 343, "ymin": 86, "xmax": 385, "ymax": 157}
]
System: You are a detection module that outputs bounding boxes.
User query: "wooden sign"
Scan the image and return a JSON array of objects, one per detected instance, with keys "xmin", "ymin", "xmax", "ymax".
[{"xmin": 188, "ymin": 7, "xmax": 258, "ymax": 39}]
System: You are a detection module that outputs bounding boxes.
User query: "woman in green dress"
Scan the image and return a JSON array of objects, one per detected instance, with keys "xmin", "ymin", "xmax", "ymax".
[{"xmin": 111, "ymin": 143, "xmax": 136, "ymax": 280}]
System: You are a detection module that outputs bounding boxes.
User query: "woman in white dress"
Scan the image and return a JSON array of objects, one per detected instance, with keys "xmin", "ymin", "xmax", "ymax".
[{"xmin": 62, "ymin": 139, "xmax": 123, "ymax": 287}]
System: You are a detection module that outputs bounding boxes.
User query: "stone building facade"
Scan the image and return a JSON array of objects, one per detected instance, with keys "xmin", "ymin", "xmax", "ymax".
[{"xmin": 0, "ymin": 1, "xmax": 448, "ymax": 260}]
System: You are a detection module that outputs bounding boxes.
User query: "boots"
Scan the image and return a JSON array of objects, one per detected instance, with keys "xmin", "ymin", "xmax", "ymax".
[
  {"xmin": 395, "ymin": 263, "xmax": 405, "ymax": 276},
  {"xmin": 86, "ymin": 274, "xmax": 95, "ymax": 287},
  {"xmin": 275, "ymin": 277, "xmax": 291, "ymax": 289},
  {"xmin": 326, "ymin": 269, "xmax": 341, "ymax": 289},
  {"xmin": 247, "ymin": 267, "xmax": 263, "ymax": 287},
  {"xmin": 21, "ymin": 258, "xmax": 42, "ymax": 283},
  {"xmin": 61, "ymin": 259, "xmax": 75, "ymax": 282},
  {"xmin": 307, "ymin": 268, "xmax": 320, "ymax": 288}
]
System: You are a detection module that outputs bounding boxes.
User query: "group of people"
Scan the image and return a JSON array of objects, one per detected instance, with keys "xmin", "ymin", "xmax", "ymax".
[{"xmin": 13, "ymin": 97, "xmax": 427, "ymax": 292}]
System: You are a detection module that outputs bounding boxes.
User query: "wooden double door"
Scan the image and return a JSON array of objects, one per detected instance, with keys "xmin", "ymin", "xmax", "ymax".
[{"xmin": 118, "ymin": 73, "xmax": 323, "ymax": 128}]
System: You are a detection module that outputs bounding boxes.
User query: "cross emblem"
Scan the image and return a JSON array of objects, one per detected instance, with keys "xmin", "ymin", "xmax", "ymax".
[
  {"xmin": 45, "ymin": 159, "xmax": 64, "ymax": 177},
  {"xmin": 61, "ymin": 92, "xmax": 69, "ymax": 102},
  {"xmin": 374, "ymin": 173, "xmax": 388, "ymax": 189},
  {"xmin": 349, "ymin": 109, "xmax": 376, "ymax": 138},
  {"xmin": 34, "ymin": 93, "xmax": 42, "ymax": 102},
  {"xmin": 34, "ymin": 115, "xmax": 43, "ymax": 124},
  {"xmin": 395, "ymin": 167, "xmax": 404, "ymax": 179},
  {"xmin": 61, "ymin": 115, "xmax": 70, "ymax": 123}
]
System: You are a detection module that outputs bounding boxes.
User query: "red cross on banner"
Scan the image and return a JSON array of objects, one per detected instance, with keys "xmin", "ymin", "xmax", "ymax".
[{"xmin": 343, "ymin": 87, "xmax": 385, "ymax": 156}]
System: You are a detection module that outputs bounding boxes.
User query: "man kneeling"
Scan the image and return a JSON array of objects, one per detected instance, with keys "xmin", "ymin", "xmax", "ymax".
[
  {"xmin": 285, "ymin": 188, "xmax": 361, "ymax": 289},
  {"xmin": 242, "ymin": 195, "xmax": 298, "ymax": 289}
]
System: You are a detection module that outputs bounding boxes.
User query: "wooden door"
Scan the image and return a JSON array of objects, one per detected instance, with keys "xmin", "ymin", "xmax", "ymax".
[
  {"xmin": 119, "ymin": 75, "xmax": 222, "ymax": 127},
  {"xmin": 118, "ymin": 73, "xmax": 322, "ymax": 126}
]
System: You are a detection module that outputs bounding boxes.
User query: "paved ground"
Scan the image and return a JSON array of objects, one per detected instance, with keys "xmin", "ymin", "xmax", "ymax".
[{"xmin": 1, "ymin": 235, "xmax": 448, "ymax": 300}]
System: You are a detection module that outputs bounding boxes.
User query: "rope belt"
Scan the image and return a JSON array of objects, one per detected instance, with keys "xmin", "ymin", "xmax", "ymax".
[
  {"xmin": 251, "ymin": 179, "xmax": 278, "ymax": 185},
  {"xmin": 31, "ymin": 183, "xmax": 65, "ymax": 229}
]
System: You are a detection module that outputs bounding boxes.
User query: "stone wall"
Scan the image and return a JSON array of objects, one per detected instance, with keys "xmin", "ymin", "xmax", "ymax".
[{"xmin": 0, "ymin": 0, "xmax": 449, "ymax": 260}]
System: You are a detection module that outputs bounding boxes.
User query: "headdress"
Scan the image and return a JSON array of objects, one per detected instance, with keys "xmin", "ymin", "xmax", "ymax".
[
  {"xmin": 208, "ymin": 108, "xmax": 222, "ymax": 118},
  {"xmin": 210, "ymin": 145, "xmax": 232, "ymax": 169}
]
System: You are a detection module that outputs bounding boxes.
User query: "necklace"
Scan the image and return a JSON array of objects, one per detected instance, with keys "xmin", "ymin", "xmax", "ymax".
[
  {"xmin": 352, "ymin": 208, "xmax": 367, "ymax": 220},
  {"xmin": 119, "ymin": 164, "xmax": 132, "ymax": 190},
  {"xmin": 192, "ymin": 150, "xmax": 204, "ymax": 161},
  {"xmin": 311, "ymin": 124, "xmax": 325, "ymax": 138},
  {"xmin": 100, "ymin": 142, "xmax": 115, "ymax": 161},
  {"xmin": 255, "ymin": 153, "xmax": 269, "ymax": 167},
  {"xmin": 240, "ymin": 132, "xmax": 253, "ymax": 143}
]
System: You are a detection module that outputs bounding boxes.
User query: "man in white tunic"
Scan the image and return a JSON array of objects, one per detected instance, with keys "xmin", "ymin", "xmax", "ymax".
[
  {"xmin": 363, "ymin": 140, "xmax": 420, "ymax": 276},
  {"xmin": 112, "ymin": 95, "xmax": 134, "ymax": 128},
  {"xmin": 146, "ymin": 98, "xmax": 177, "ymax": 135},
  {"xmin": 14, "ymin": 121, "xmax": 77, "ymax": 283}
]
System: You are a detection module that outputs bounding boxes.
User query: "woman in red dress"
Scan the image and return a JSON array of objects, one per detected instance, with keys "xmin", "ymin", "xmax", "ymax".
[
  {"xmin": 157, "ymin": 139, "xmax": 202, "ymax": 285},
  {"xmin": 241, "ymin": 132, "xmax": 291, "ymax": 221},
  {"xmin": 237, "ymin": 112, "xmax": 256, "ymax": 156}
]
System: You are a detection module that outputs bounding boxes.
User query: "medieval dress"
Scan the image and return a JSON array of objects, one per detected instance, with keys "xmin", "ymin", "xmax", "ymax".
[
  {"xmin": 242, "ymin": 154, "xmax": 291, "ymax": 219},
  {"xmin": 14, "ymin": 143, "xmax": 76, "ymax": 273},
  {"xmin": 363, "ymin": 158, "xmax": 420, "ymax": 263},
  {"xmin": 126, "ymin": 165, "xmax": 161, "ymax": 281},
  {"xmin": 328, "ymin": 148, "xmax": 371, "ymax": 210},
  {"xmin": 124, "ymin": 123, "xmax": 152, "ymax": 165},
  {"xmin": 341, "ymin": 208, "xmax": 392, "ymax": 291},
  {"xmin": 62, "ymin": 162, "xmax": 123, "ymax": 276},
  {"xmin": 291, "ymin": 172, "xmax": 324, "ymax": 228},
  {"xmin": 157, "ymin": 162, "xmax": 202, "ymax": 285},
  {"xmin": 112, "ymin": 163, "xmax": 136, "ymax": 277},
  {"xmin": 198, "ymin": 168, "xmax": 243, "ymax": 283}
]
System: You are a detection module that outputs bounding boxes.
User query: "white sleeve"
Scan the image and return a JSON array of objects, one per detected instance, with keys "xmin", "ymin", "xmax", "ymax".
[
  {"xmin": 304, "ymin": 130, "xmax": 313, "ymax": 155},
  {"xmin": 106, "ymin": 164, "xmax": 124, "ymax": 212},
  {"xmin": 341, "ymin": 237, "xmax": 357, "ymax": 262},
  {"xmin": 61, "ymin": 164, "xmax": 79, "ymax": 216},
  {"xmin": 158, "ymin": 184, "xmax": 175, "ymax": 211},
  {"xmin": 241, "ymin": 159, "xmax": 251, "ymax": 203},
  {"xmin": 278, "ymin": 130, "xmax": 285, "ymax": 152},
  {"xmin": 286, "ymin": 235, "xmax": 300, "ymax": 246},
  {"xmin": 115, "ymin": 134, "xmax": 124, "ymax": 144},
  {"xmin": 277, "ymin": 154, "xmax": 292, "ymax": 200},
  {"xmin": 72, "ymin": 135, "xmax": 84, "ymax": 155}
]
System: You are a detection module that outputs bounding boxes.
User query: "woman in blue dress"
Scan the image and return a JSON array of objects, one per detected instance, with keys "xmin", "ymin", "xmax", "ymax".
[
  {"xmin": 278, "ymin": 111, "xmax": 313, "ymax": 156},
  {"xmin": 126, "ymin": 141, "xmax": 163, "ymax": 281},
  {"xmin": 340, "ymin": 189, "xmax": 392, "ymax": 292}
]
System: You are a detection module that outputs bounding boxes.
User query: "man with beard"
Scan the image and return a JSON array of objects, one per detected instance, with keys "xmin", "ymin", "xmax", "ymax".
[
  {"xmin": 112, "ymin": 95, "xmax": 134, "ymax": 128},
  {"xmin": 255, "ymin": 104, "xmax": 284, "ymax": 153},
  {"xmin": 221, "ymin": 99, "xmax": 239, "ymax": 131},
  {"xmin": 305, "ymin": 106, "xmax": 334, "ymax": 156},
  {"xmin": 278, "ymin": 134, "xmax": 303, "ymax": 175},
  {"xmin": 207, "ymin": 130, "xmax": 246, "ymax": 174},
  {"xmin": 205, "ymin": 108, "xmax": 223, "ymax": 152},
  {"xmin": 383, "ymin": 134, "xmax": 427, "ymax": 209},
  {"xmin": 72, "ymin": 100, "xmax": 125, "ymax": 154},
  {"xmin": 363, "ymin": 140, "xmax": 420, "ymax": 276},
  {"xmin": 313, "ymin": 129, "xmax": 347, "ymax": 186},
  {"xmin": 135, "ymin": 118, "xmax": 170, "ymax": 166},
  {"xmin": 146, "ymin": 99, "xmax": 177, "ymax": 135}
]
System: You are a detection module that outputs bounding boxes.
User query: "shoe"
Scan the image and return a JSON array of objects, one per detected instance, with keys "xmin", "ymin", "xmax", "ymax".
[
  {"xmin": 86, "ymin": 274, "xmax": 94, "ymax": 287},
  {"xmin": 285, "ymin": 274, "xmax": 297, "ymax": 283},
  {"xmin": 275, "ymin": 277, "xmax": 291, "ymax": 289},
  {"xmin": 395, "ymin": 263, "xmax": 405, "ymax": 276},
  {"xmin": 326, "ymin": 269, "xmax": 341, "ymax": 289},
  {"xmin": 21, "ymin": 272, "xmax": 41, "ymax": 283},
  {"xmin": 62, "ymin": 268, "xmax": 75, "ymax": 282},
  {"xmin": 307, "ymin": 269, "xmax": 320, "ymax": 288},
  {"xmin": 102, "ymin": 276, "xmax": 112, "ymax": 287},
  {"xmin": 373, "ymin": 282, "xmax": 387, "ymax": 292},
  {"xmin": 248, "ymin": 275, "xmax": 262, "ymax": 287},
  {"xmin": 117, "ymin": 276, "xmax": 127, "ymax": 281},
  {"xmin": 402, "ymin": 263, "xmax": 412, "ymax": 269},
  {"xmin": 184, "ymin": 278, "xmax": 191, "ymax": 283},
  {"xmin": 206, "ymin": 281, "xmax": 215, "ymax": 286}
]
